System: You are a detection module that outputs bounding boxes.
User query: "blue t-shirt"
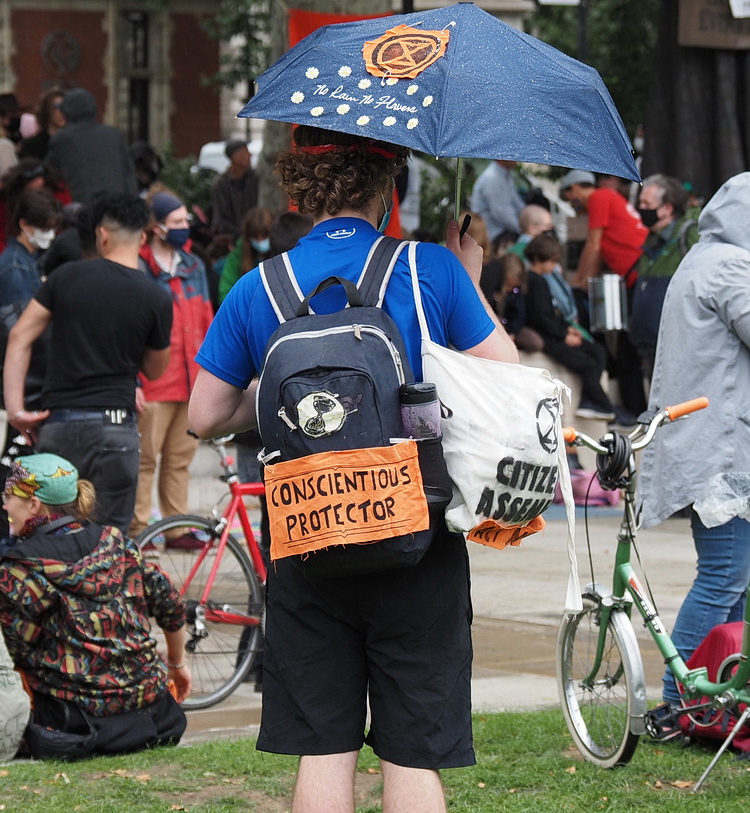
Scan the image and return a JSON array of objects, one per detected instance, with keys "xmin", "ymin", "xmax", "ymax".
[{"xmin": 196, "ymin": 217, "xmax": 494, "ymax": 386}]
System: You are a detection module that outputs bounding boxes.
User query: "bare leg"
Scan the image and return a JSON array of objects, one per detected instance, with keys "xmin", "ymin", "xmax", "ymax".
[
  {"xmin": 291, "ymin": 751, "xmax": 359, "ymax": 813},
  {"xmin": 381, "ymin": 760, "xmax": 446, "ymax": 813}
]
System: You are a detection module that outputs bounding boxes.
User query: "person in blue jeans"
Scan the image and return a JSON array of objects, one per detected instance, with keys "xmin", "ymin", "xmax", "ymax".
[
  {"xmin": 639, "ymin": 172, "xmax": 750, "ymax": 707},
  {"xmin": 3, "ymin": 194, "xmax": 172, "ymax": 532}
]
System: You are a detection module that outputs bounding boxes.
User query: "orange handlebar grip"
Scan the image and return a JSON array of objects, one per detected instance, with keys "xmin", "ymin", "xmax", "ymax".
[
  {"xmin": 563, "ymin": 427, "xmax": 578, "ymax": 444},
  {"xmin": 665, "ymin": 396, "xmax": 709, "ymax": 421}
]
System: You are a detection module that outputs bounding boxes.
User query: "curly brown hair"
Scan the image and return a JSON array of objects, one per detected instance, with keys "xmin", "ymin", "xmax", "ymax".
[{"xmin": 275, "ymin": 126, "xmax": 408, "ymax": 219}]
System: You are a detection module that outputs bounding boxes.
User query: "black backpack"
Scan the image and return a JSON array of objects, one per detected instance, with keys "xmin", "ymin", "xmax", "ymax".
[{"xmin": 256, "ymin": 236, "xmax": 450, "ymax": 577}]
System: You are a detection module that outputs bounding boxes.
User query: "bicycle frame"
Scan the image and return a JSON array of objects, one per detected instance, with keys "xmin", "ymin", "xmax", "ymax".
[
  {"xmin": 575, "ymin": 405, "xmax": 750, "ymax": 710},
  {"xmin": 181, "ymin": 444, "xmax": 267, "ymax": 628}
]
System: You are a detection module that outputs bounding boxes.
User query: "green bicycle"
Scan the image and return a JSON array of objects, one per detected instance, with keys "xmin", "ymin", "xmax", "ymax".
[{"xmin": 556, "ymin": 396, "xmax": 750, "ymax": 789}]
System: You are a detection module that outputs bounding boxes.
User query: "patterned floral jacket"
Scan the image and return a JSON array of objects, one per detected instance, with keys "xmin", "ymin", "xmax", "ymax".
[{"xmin": 0, "ymin": 521, "xmax": 185, "ymax": 716}]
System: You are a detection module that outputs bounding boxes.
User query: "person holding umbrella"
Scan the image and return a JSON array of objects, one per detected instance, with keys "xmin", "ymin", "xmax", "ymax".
[{"xmin": 189, "ymin": 124, "xmax": 518, "ymax": 812}]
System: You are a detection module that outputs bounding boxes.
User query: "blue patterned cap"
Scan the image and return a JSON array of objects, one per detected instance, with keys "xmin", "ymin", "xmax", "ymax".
[{"xmin": 4, "ymin": 454, "xmax": 79, "ymax": 505}]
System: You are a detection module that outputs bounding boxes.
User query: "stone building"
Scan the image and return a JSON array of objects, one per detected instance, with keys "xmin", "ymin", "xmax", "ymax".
[{"xmin": 0, "ymin": 0, "xmax": 220, "ymax": 156}]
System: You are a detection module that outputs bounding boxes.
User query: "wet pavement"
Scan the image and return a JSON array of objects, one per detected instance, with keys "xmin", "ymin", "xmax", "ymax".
[{"xmin": 181, "ymin": 444, "xmax": 696, "ymax": 744}]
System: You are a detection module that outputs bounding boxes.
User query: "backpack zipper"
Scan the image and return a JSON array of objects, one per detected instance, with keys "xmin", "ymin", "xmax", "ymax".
[
  {"xmin": 258, "ymin": 324, "xmax": 406, "ymax": 437},
  {"xmin": 263, "ymin": 324, "xmax": 406, "ymax": 384}
]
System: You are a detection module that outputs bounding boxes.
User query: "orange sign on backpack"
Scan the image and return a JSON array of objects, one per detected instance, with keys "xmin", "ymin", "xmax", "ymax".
[{"xmin": 265, "ymin": 440, "xmax": 430, "ymax": 561}]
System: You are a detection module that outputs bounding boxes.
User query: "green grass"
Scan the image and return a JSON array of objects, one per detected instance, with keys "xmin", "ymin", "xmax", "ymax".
[{"xmin": 2, "ymin": 710, "xmax": 750, "ymax": 811}]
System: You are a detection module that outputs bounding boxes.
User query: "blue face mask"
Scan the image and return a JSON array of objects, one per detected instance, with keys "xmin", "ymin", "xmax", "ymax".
[
  {"xmin": 377, "ymin": 193, "xmax": 393, "ymax": 233},
  {"xmin": 163, "ymin": 227, "xmax": 190, "ymax": 248},
  {"xmin": 251, "ymin": 237, "xmax": 271, "ymax": 254}
]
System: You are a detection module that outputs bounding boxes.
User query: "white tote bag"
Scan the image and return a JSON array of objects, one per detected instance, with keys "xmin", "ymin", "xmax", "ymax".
[{"xmin": 407, "ymin": 243, "xmax": 581, "ymax": 612}]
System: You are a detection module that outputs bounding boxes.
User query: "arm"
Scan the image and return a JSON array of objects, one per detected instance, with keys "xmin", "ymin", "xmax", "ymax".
[
  {"xmin": 4, "ymin": 300, "xmax": 52, "ymax": 439},
  {"xmin": 188, "ymin": 368, "xmax": 258, "ymax": 438},
  {"xmin": 162, "ymin": 627, "xmax": 191, "ymax": 703},
  {"xmin": 445, "ymin": 219, "xmax": 519, "ymax": 363},
  {"xmin": 573, "ymin": 227, "xmax": 604, "ymax": 289},
  {"xmin": 140, "ymin": 346, "xmax": 170, "ymax": 380}
]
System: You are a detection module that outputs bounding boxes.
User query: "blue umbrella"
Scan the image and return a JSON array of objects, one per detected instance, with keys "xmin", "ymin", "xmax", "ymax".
[{"xmin": 238, "ymin": 2, "xmax": 639, "ymax": 182}]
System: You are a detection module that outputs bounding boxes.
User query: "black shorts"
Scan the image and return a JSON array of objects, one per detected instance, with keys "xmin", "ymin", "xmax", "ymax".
[{"xmin": 256, "ymin": 526, "xmax": 475, "ymax": 770}]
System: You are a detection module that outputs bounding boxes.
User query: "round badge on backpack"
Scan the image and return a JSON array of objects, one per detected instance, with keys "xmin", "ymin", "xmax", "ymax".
[{"xmin": 297, "ymin": 391, "xmax": 346, "ymax": 438}]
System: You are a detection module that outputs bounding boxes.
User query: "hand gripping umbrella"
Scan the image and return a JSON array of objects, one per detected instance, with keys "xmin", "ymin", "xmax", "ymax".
[{"xmin": 238, "ymin": 1, "xmax": 639, "ymax": 188}]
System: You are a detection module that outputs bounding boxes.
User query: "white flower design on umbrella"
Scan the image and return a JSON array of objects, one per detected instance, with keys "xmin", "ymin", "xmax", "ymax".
[
  {"xmin": 311, "ymin": 106, "xmax": 324, "ymax": 117},
  {"xmin": 356, "ymin": 115, "xmax": 371, "ymax": 126},
  {"xmin": 383, "ymin": 116, "xmax": 396, "ymax": 126},
  {"xmin": 338, "ymin": 66, "xmax": 352, "ymax": 78},
  {"xmin": 422, "ymin": 96, "xmax": 434, "ymax": 107},
  {"xmin": 358, "ymin": 79, "xmax": 371, "ymax": 90},
  {"xmin": 407, "ymin": 118, "xmax": 419, "ymax": 129},
  {"xmin": 305, "ymin": 67, "xmax": 319, "ymax": 79},
  {"xmin": 385, "ymin": 78, "xmax": 398, "ymax": 86},
  {"xmin": 291, "ymin": 92, "xmax": 304, "ymax": 104},
  {"xmin": 337, "ymin": 104, "xmax": 350, "ymax": 115},
  {"xmin": 407, "ymin": 85, "xmax": 419, "ymax": 95}
]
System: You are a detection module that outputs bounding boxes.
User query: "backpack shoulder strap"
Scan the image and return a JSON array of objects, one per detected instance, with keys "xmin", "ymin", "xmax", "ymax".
[
  {"xmin": 259, "ymin": 253, "xmax": 307, "ymax": 323},
  {"xmin": 355, "ymin": 235, "xmax": 409, "ymax": 307},
  {"xmin": 260, "ymin": 235, "xmax": 409, "ymax": 321}
]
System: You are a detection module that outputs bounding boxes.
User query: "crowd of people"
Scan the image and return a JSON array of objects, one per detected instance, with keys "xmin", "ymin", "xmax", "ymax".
[
  {"xmin": 0, "ymin": 80, "xmax": 748, "ymax": 813},
  {"xmin": 0, "ymin": 86, "xmax": 301, "ymax": 764},
  {"xmin": 465, "ymin": 164, "xmax": 700, "ymax": 428}
]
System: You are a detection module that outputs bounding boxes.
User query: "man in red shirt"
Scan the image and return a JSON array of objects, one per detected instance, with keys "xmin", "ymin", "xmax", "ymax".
[
  {"xmin": 561, "ymin": 169, "xmax": 649, "ymax": 422},
  {"xmin": 561, "ymin": 169, "xmax": 647, "ymax": 290}
]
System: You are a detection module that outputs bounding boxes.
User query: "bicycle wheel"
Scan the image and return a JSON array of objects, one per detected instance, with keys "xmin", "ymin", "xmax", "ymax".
[
  {"xmin": 557, "ymin": 591, "xmax": 646, "ymax": 768},
  {"xmin": 137, "ymin": 514, "xmax": 264, "ymax": 710}
]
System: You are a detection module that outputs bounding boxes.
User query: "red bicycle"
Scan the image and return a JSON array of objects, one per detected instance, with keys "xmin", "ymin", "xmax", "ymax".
[{"xmin": 136, "ymin": 435, "xmax": 266, "ymax": 709}]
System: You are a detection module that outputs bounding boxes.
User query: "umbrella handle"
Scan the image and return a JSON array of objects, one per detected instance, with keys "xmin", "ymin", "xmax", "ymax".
[{"xmin": 454, "ymin": 156, "xmax": 463, "ymax": 222}]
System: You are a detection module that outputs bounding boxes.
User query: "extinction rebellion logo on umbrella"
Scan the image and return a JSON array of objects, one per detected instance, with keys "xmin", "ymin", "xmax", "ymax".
[
  {"xmin": 287, "ymin": 22, "xmax": 452, "ymax": 136},
  {"xmin": 363, "ymin": 24, "xmax": 450, "ymax": 79}
]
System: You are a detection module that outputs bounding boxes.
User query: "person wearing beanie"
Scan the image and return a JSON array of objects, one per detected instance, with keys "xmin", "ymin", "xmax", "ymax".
[
  {"xmin": 0, "ymin": 453, "xmax": 190, "ymax": 759},
  {"xmin": 209, "ymin": 139, "xmax": 259, "ymax": 242},
  {"xmin": 130, "ymin": 191, "xmax": 213, "ymax": 551}
]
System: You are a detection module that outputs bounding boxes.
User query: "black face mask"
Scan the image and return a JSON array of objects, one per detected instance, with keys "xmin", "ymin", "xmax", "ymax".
[
  {"xmin": 541, "ymin": 229, "xmax": 557, "ymax": 240},
  {"xmin": 638, "ymin": 207, "xmax": 659, "ymax": 229}
]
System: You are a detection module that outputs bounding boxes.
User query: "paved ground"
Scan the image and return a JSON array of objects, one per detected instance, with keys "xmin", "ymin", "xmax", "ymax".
[{"xmin": 180, "ymin": 443, "xmax": 696, "ymax": 743}]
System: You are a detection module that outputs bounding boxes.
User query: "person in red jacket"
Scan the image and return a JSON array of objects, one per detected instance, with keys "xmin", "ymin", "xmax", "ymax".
[{"xmin": 131, "ymin": 192, "xmax": 213, "ymax": 550}]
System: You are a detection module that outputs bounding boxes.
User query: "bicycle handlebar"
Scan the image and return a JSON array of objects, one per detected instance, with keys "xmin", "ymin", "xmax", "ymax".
[
  {"xmin": 564, "ymin": 396, "xmax": 709, "ymax": 455},
  {"xmin": 664, "ymin": 396, "xmax": 709, "ymax": 421}
]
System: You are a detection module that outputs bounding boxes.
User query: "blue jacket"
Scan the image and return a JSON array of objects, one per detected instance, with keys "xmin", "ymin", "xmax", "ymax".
[{"xmin": 0, "ymin": 238, "xmax": 42, "ymax": 307}]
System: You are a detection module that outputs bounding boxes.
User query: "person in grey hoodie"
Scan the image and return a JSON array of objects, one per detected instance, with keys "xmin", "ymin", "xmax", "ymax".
[
  {"xmin": 639, "ymin": 172, "xmax": 750, "ymax": 706},
  {"xmin": 46, "ymin": 88, "xmax": 137, "ymax": 204}
]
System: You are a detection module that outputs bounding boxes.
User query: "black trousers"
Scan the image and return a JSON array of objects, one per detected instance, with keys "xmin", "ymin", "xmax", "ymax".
[{"xmin": 542, "ymin": 337, "xmax": 613, "ymax": 411}]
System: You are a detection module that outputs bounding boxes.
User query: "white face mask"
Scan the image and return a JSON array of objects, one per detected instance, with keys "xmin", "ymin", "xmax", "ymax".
[{"xmin": 26, "ymin": 227, "xmax": 55, "ymax": 251}]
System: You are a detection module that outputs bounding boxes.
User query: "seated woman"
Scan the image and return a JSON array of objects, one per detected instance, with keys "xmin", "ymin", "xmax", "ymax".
[
  {"xmin": 0, "ymin": 453, "xmax": 191, "ymax": 759},
  {"xmin": 462, "ymin": 210, "xmax": 542, "ymax": 352},
  {"xmin": 524, "ymin": 234, "xmax": 616, "ymax": 420}
]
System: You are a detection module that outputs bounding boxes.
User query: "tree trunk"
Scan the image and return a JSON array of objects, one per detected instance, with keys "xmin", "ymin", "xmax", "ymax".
[
  {"xmin": 257, "ymin": 0, "xmax": 392, "ymax": 211},
  {"xmin": 643, "ymin": 0, "xmax": 750, "ymax": 201}
]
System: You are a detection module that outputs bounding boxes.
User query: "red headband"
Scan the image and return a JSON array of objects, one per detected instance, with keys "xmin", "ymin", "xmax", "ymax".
[{"xmin": 295, "ymin": 144, "xmax": 397, "ymax": 159}]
